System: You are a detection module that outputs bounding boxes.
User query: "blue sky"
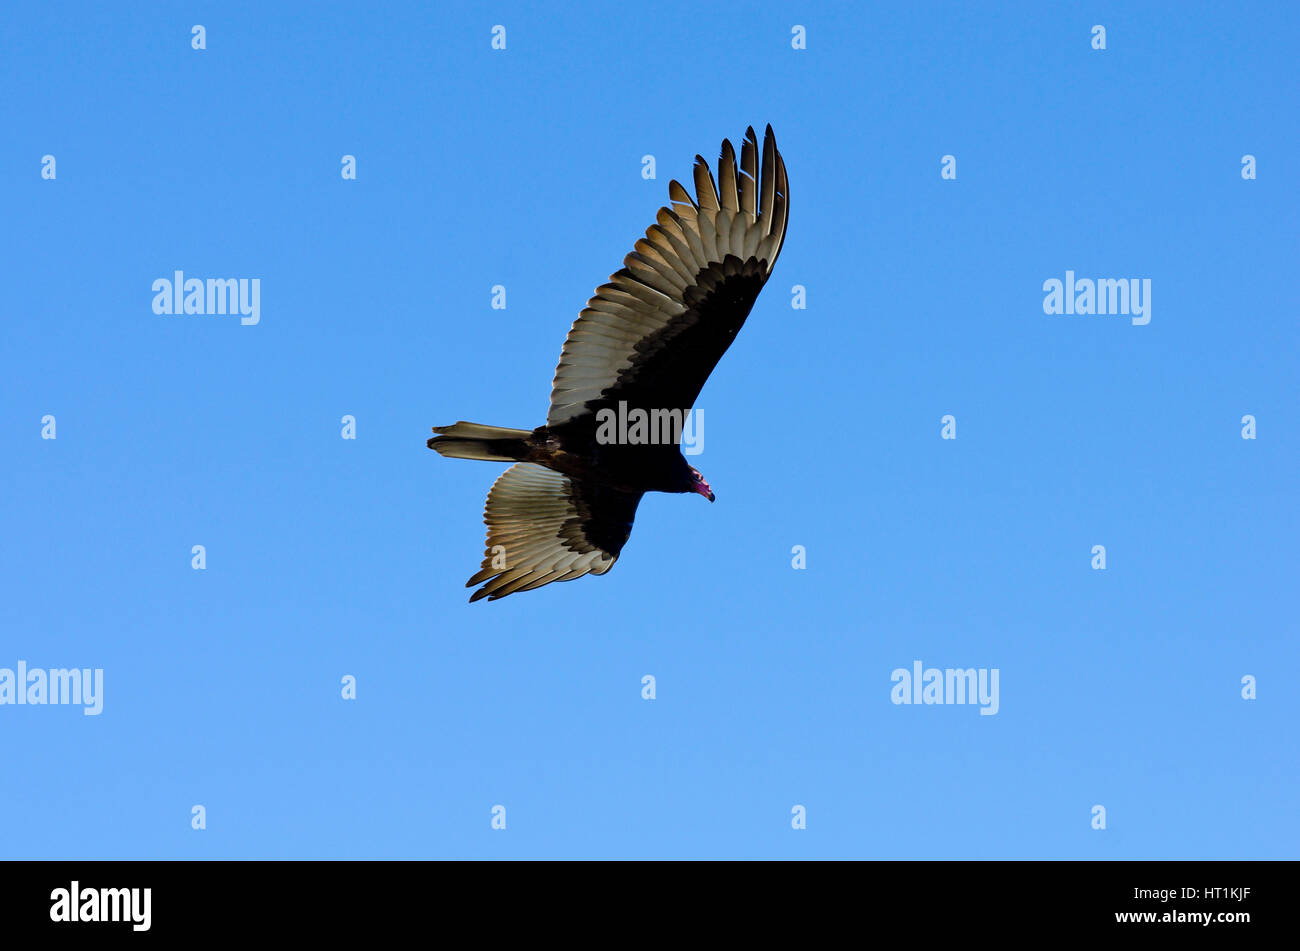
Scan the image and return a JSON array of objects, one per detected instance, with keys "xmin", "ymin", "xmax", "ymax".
[{"xmin": 1, "ymin": 0, "xmax": 1296, "ymax": 858}]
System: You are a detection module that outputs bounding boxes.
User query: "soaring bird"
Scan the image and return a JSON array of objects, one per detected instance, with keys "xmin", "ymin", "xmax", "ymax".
[{"xmin": 429, "ymin": 125, "xmax": 789, "ymax": 601}]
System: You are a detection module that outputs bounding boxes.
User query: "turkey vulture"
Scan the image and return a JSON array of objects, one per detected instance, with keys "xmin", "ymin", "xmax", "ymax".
[{"xmin": 429, "ymin": 125, "xmax": 789, "ymax": 601}]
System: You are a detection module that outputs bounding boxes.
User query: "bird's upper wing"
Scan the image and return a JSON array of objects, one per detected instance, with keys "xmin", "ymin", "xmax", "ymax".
[
  {"xmin": 546, "ymin": 125, "xmax": 789, "ymax": 431},
  {"xmin": 465, "ymin": 463, "xmax": 643, "ymax": 601}
]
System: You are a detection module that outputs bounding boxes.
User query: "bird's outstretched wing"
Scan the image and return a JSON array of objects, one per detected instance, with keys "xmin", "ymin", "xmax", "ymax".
[
  {"xmin": 547, "ymin": 125, "xmax": 789, "ymax": 433},
  {"xmin": 465, "ymin": 463, "xmax": 643, "ymax": 601}
]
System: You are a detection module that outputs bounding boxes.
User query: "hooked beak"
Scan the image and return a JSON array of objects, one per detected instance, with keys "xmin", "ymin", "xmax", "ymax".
[{"xmin": 693, "ymin": 482, "xmax": 715, "ymax": 503}]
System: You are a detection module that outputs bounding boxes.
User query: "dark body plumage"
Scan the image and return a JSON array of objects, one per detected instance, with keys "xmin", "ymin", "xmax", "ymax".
[{"xmin": 429, "ymin": 127, "xmax": 789, "ymax": 601}]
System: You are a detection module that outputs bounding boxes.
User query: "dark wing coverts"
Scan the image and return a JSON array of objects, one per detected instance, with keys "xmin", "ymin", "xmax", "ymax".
[
  {"xmin": 547, "ymin": 125, "xmax": 789, "ymax": 430},
  {"xmin": 467, "ymin": 463, "xmax": 642, "ymax": 601}
]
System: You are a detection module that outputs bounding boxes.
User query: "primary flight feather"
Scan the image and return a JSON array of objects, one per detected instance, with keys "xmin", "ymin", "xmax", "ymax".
[{"xmin": 429, "ymin": 125, "xmax": 789, "ymax": 601}]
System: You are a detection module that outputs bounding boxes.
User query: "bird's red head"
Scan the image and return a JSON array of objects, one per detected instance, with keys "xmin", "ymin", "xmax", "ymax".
[{"xmin": 689, "ymin": 466, "xmax": 714, "ymax": 502}]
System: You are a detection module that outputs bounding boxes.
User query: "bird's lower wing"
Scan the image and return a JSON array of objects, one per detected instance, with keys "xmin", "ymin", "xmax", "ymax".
[{"xmin": 466, "ymin": 463, "xmax": 643, "ymax": 602}]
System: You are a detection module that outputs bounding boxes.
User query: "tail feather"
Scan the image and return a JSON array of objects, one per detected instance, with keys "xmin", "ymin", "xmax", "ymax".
[{"xmin": 427, "ymin": 421, "xmax": 532, "ymax": 462}]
